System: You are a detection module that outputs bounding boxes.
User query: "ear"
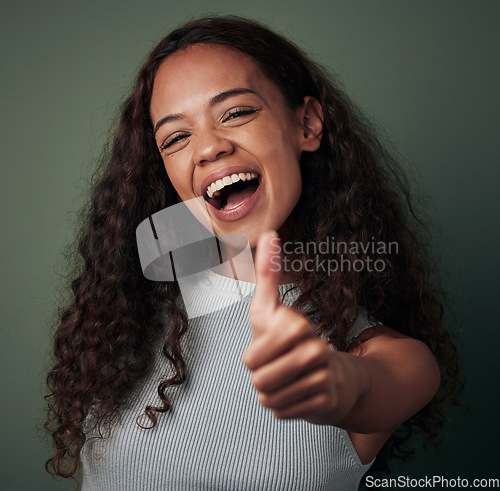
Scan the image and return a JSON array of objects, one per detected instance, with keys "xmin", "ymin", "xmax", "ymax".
[{"xmin": 298, "ymin": 96, "xmax": 323, "ymax": 152}]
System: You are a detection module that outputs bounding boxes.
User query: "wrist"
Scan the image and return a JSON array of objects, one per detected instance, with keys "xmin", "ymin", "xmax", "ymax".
[{"xmin": 330, "ymin": 351, "xmax": 371, "ymax": 428}]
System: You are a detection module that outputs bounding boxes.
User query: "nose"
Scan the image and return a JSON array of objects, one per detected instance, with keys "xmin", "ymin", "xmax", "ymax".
[{"xmin": 193, "ymin": 129, "xmax": 234, "ymax": 166}]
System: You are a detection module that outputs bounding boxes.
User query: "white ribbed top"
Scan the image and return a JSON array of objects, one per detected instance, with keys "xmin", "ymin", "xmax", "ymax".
[{"xmin": 81, "ymin": 270, "xmax": 376, "ymax": 490}]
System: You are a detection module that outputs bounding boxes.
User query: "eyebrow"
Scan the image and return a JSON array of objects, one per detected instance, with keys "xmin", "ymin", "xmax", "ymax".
[{"xmin": 153, "ymin": 88, "xmax": 258, "ymax": 135}]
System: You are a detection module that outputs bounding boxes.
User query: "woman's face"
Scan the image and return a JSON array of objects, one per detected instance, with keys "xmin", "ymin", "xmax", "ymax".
[{"xmin": 150, "ymin": 43, "xmax": 313, "ymax": 248}]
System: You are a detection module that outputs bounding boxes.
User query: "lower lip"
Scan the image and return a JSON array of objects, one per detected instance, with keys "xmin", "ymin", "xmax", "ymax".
[{"xmin": 204, "ymin": 180, "xmax": 262, "ymax": 223}]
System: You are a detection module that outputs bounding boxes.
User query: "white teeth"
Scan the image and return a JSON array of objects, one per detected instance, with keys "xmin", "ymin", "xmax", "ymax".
[{"xmin": 206, "ymin": 171, "xmax": 258, "ymax": 198}]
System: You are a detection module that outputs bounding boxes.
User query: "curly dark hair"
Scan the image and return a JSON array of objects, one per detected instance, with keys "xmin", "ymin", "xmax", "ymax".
[{"xmin": 45, "ymin": 15, "xmax": 460, "ymax": 483}]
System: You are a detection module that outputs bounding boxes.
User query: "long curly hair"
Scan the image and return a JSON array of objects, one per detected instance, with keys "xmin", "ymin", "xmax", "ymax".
[{"xmin": 45, "ymin": 16, "xmax": 460, "ymax": 482}]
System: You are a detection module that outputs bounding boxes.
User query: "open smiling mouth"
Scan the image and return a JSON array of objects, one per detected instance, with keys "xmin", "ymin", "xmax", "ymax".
[{"xmin": 205, "ymin": 172, "xmax": 261, "ymax": 211}]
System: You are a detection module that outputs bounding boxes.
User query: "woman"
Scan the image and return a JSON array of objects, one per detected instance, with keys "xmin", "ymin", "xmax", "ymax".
[{"xmin": 46, "ymin": 16, "xmax": 459, "ymax": 490}]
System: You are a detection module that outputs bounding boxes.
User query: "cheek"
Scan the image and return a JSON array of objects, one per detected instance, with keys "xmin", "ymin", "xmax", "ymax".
[
  {"xmin": 279, "ymin": 152, "xmax": 303, "ymax": 215},
  {"xmin": 265, "ymin": 139, "xmax": 303, "ymax": 190},
  {"xmin": 163, "ymin": 161, "xmax": 193, "ymax": 200},
  {"xmin": 286, "ymin": 169, "xmax": 303, "ymax": 210},
  {"xmin": 264, "ymin": 119, "xmax": 303, "ymax": 164}
]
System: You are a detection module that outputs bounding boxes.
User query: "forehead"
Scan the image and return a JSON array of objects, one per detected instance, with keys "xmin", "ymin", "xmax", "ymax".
[{"xmin": 150, "ymin": 44, "xmax": 282, "ymax": 117}]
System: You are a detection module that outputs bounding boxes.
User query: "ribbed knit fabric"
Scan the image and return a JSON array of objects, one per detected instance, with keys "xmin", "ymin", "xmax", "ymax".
[{"xmin": 81, "ymin": 270, "xmax": 376, "ymax": 490}]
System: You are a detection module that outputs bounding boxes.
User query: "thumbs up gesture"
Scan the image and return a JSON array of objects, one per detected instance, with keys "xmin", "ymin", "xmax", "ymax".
[{"xmin": 243, "ymin": 231, "xmax": 363, "ymax": 425}]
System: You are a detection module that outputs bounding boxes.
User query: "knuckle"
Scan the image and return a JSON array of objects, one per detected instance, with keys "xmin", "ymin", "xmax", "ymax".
[
  {"xmin": 242, "ymin": 346, "xmax": 252, "ymax": 364},
  {"xmin": 319, "ymin": 393, "xmax": 337, "ymax": 411},
  {"xmin": 314, "ymin": 369, "xmax": 330, "ymax": 387},
  {"xmin": 305, "ymin": 339, "xmax": 328, "ymax": 364},
  {"xmin": 252, "ymin": 372, "xmax": 270, "ymax": 393},
  {"xmin": 336, "ymin": 366, "xmax": 346, "ymax": 386},
  {"xmin": 244, "ymin": 356, "xmax": 256, "ymax": 371},
  {"xmin": 275, "ymin": 309, "xmax": 312, "ymax": 341},
  {"xmin": 330, "ymin": 357, "xmax": 346, "ymax": 385},
  {"xmin": 251, "ymin": 373, "xmax": 263, "ymax": 390},
  {"xmin": 291, "ymin": 320, "xmax": 312, "ymax": 341},
  {"xmin": 258, "ymin": 393, "xmax": 271, "ymax": 408}
]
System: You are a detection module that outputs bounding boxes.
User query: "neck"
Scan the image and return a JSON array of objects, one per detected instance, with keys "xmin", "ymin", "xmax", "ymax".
[{"xmin": 213, "ymin": 236, "xmax": 297, "ymax": 285}]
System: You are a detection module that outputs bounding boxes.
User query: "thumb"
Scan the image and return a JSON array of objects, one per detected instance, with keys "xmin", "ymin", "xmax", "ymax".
[{"xmin": 251, "ymin": 230, "xmax": 282, "ymax": 323}]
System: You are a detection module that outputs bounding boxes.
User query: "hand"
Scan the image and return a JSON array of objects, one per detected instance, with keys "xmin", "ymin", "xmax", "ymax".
[{"xmin": 243, "ymin": 231, "xmax": 364, "ymax": 425}]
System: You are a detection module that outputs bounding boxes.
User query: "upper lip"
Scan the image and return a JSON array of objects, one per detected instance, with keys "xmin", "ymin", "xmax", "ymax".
[{"xmin": 199, "ymin": 165, "xmax": 261, "ymax": 198}]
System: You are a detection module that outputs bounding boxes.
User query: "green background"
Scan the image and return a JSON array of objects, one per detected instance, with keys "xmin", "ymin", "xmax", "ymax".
[{"xmin": 1, "ymin": 1, "xmax": 498, "ymax": 489}]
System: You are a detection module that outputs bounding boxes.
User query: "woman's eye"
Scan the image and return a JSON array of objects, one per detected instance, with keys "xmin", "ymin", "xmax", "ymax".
[
  {"xmin": 222, "ymin": 107, "xmax": 259, "ymax": 123},
  {"xmin": 159, "ymin": 133, "xmax": 189, "ymax": 151}
]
